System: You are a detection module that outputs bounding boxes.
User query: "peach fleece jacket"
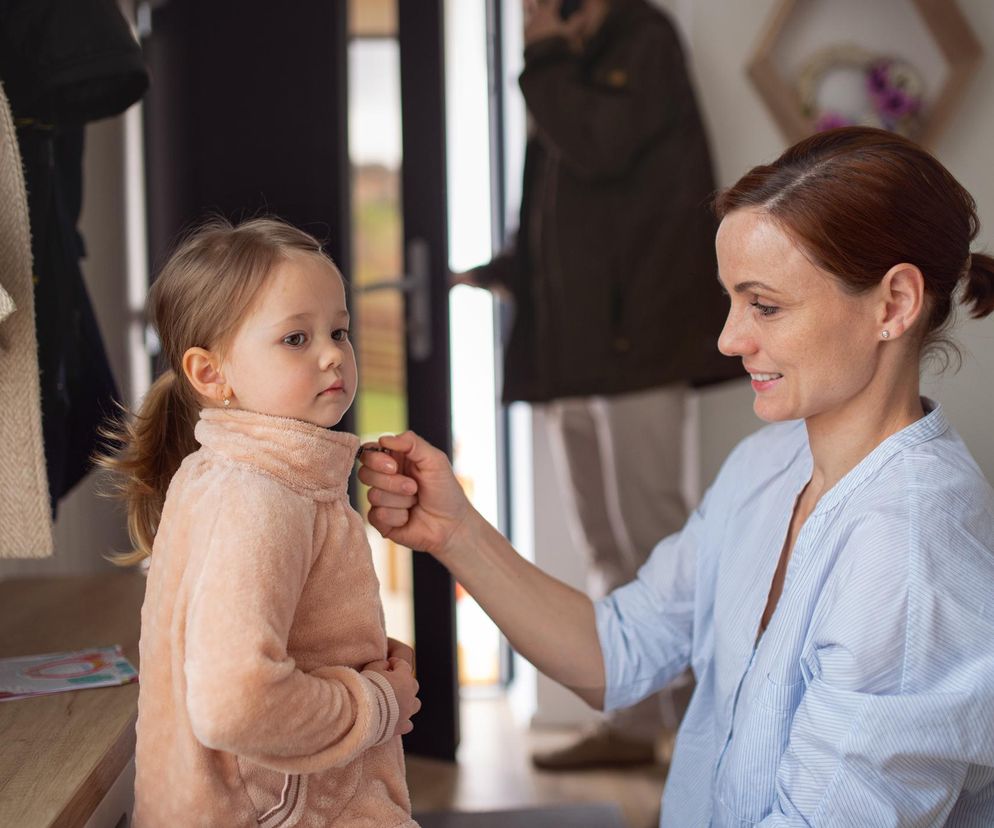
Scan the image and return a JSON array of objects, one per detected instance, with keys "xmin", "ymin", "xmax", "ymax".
[{"xmin": 133, "ymin": 408, "xmax": 417, "ymax": 827}]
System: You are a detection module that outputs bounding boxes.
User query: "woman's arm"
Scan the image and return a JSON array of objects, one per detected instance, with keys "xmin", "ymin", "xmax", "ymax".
[{"xmin": 359, "ymin": 431, "xmax": 606, "ymax": 707}]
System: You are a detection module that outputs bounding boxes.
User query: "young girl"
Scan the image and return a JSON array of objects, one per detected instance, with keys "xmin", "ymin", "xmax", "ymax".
[{"xmin": 106, "ymin": 217, "xmax": 420, "ymax": 827}]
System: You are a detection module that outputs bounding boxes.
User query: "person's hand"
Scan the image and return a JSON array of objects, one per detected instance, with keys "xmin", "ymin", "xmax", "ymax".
[
  {"xmin": 523, "ymin": 0, "xmax": 573, "ymax": 46},
  {"xmin": 357, "ymin": 431, "xmax": 473, "ymax": 562},
  {"xmin": 449, "ymin": 270, "xmax": 479, "ymax": 289},
  {"xmin": 363, "ymin": 657, "xmax": 421, "ymax": 737},
  {"xmin": 449, "ymin": 270, "xmax": 511, "ymax": 301},
  {"xmin": 386, "ymin": 637, "xmax": 415, "ymax": 671}
]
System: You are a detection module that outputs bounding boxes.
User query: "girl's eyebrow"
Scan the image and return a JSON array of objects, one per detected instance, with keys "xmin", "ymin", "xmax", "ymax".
[{"xmin": 269, "ymin": 309, "xmax": 350, "ymax": 328}]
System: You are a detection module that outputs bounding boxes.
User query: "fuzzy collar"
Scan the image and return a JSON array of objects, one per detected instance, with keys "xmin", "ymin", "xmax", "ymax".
[{"xmin": 195, "ymin": 408, "xmax": 358, "ymax": 500}]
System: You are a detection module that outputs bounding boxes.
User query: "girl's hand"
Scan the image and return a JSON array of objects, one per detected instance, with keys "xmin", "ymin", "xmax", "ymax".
[
  {"xmin": 386, "ymin": 638, "xmax": 415, "ymax": 670},
  {"xmin": 358, "ymin": 431, "xmax": 474, "ymax": 563},
  {"xmin": 363, "ymin": 658, "xmax": 421, "ymax": 737}
]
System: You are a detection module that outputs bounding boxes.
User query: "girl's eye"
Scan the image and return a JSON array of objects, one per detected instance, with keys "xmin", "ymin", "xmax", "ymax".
[
  {"xmin": 331, "ymin": 328, "xmax": 350, "ymax": 342},
  {"xmin": 750, "ymin": 300, "xmax": 779, "ymax": 317},
  {"xmin": 283, "ymin": 332, "xmax": 307, "ymax": 347}
]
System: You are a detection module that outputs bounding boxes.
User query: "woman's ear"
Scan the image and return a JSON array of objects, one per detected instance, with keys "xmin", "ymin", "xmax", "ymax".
[
  {"xmin": 182, "ymin": 347, "xmax": 227, "ymax": 403},
  {"xmin": 879, "ymin": 263, "xmax": 925, "ymax": 340}
]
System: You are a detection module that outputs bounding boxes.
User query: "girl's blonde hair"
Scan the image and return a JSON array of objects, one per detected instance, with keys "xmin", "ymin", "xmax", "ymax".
[{"xmin": 101, "ymin": 216, "xmax": 333, "ymax": 564}]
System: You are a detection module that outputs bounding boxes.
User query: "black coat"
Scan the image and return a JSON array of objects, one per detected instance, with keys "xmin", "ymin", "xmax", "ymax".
[
  {"xmin": 0, "ymin": 0, "xmax": 148, "ymax": 511},
  {"xmin": 473, "ymin": 0, "xmax": 739, "ymax": 403}
]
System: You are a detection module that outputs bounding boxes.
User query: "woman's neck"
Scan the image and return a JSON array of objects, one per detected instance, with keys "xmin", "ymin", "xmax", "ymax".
[{"xmin": 804, "ymin": 374, "xmax": 925, "ymax": 499}]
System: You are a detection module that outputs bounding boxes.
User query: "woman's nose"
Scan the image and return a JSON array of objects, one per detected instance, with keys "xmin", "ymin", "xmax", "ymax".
[{"xmin": 717, "ymin": 307, "xmax": 752, "ymax": 357}]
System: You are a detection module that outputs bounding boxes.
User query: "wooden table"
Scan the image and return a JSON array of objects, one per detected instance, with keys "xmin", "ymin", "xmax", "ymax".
[{"xmin": 0, "ymin": 573, "xmax": 146, "ymax": 827}]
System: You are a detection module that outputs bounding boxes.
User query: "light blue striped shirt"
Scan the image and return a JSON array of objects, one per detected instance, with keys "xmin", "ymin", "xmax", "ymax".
[{"xmin": 597, "ymin": 401, "xmax": 994, "ymax": 826}]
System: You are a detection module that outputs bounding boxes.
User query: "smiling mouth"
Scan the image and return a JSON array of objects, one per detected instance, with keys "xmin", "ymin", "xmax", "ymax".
[{"xmin": 749, "ymin": 372, "xmax": 783, "ymax": 382}]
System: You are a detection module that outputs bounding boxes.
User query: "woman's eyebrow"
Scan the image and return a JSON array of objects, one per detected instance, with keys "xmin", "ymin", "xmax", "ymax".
[{"xmin": 731, "ymin": 279, "xmax": 782, "ymax": 296}]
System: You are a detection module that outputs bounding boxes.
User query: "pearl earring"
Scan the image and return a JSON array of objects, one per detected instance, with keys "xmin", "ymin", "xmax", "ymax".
[
  {"xmin": 881, "ymin": 330, "xmax": 891, "ymax": 340},
  {"xmin": 222, "ymin": 392, "xmax": 231, "ymax": 407}
]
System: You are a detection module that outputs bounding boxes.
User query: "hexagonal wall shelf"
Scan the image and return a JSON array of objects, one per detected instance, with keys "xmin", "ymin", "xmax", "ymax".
[{"xmin": 747, "ymin": 0, "xmax": 983, "ymax": 147}]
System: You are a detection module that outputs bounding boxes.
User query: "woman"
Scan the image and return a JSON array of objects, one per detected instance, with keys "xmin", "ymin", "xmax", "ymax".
[{"xmin": 359, "ymin": 128, "xmax": 994, "ymax": 825}]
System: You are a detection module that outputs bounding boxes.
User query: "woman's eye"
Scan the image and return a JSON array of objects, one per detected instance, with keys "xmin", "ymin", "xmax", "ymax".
[
  {"xmin": 332, "ymin": 328, "xmax": 350, "ymax": 342},
  {"xmin": 283, "ymin": 332, "xmax": 307, "ymax": 347},
  {"xmin": 750, "ymin": 300, "xmax": 779, "ymax": 317}
]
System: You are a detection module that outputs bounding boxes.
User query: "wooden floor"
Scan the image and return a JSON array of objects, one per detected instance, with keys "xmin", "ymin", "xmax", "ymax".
[{"xmin": 406, "ymin": 694, "xmax": 667, "ymax": 828}]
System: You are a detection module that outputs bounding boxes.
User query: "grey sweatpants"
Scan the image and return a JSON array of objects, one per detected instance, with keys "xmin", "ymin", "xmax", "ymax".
[{"xmin": 543, "ymin": 384, "xmax": 690, "ymax": 742}]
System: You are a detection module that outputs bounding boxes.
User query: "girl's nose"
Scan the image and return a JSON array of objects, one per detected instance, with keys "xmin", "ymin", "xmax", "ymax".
[
  {"xmin": 320, "ymin": 338, "xmax": 344, "ymax": 369},
  {"xmin": 717, "ymin": 307, "xmax": 753, "ymax": 358}
]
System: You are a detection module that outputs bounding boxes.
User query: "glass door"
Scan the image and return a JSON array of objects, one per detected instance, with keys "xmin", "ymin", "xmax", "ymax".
[{"xmin": 347, "ymin": 0, "xmax": 460, "ymax": 760}]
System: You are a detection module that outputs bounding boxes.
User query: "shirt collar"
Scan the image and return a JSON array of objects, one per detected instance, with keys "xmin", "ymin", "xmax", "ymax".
[
  {"xmin": 195, "ymin": 407, "xmax": 358, "ymax": 499},
  {"xmin": 809, "ymin": 397, "xmax": 948, "ymax": 515}
]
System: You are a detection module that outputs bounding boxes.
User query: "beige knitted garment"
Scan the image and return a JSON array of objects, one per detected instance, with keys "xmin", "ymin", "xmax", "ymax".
[{"xmin": 0, "ymin": 80, "xmax": 53, "ymax": 558}]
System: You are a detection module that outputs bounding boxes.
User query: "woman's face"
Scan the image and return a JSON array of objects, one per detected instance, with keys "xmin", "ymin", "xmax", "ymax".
[{"xmin": 716, "ymin": 209, "xmax": 882, "ymax": 425}]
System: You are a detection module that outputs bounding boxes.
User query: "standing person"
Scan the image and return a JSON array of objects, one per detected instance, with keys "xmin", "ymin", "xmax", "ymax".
[
  {"xmin": 454, "ymin": 0, "xmax": 738, "ymax": 769},
  {"xmin": 102, "ymin": 218, "xmax": 420, "ymax": 827},
  {"xmin": 363, "ymin": 127, "xmax": 994, "ymax": 825}
]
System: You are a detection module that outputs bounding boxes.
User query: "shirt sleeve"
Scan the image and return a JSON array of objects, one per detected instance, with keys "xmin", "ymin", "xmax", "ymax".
[
  {"xmin": 595, "ymin": 486, "xmax": 708, "ymax": 712},
  {"xmin": 184, "ymin": 474, "xmax": 395, "ymax": 774},
  {"xmin": 758, "ymin": 509, "xmax": 994, "ymax": 826}
]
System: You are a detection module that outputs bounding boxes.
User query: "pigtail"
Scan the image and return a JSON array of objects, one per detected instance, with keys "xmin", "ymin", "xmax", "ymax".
[
  {"xmin": 98, "ymin": 368, "xmax": 201, "ymax": 564},
  {"xmin": 963, "ymin": 252, "xmax": 994, "ymax": 319}
]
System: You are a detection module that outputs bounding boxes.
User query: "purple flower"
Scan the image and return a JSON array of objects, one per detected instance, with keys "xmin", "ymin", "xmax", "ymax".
[{"xmin": 815, "ymin": 111, "xmax": 852, "ymax": 132}]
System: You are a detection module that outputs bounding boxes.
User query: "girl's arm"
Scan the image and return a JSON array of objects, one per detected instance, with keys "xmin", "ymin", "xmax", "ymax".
[
  {"xmin": 183, "ymin": 472, "xmax": 413, "ymax": 773},
  {"xmin": 359, "ymin": 431, "xmax": 606, "ymax": 707}
]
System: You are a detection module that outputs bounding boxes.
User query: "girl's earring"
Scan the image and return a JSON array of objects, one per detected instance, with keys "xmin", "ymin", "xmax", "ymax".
[
  {"xmin": 881, "ymin": 330, "xmax": 891, "ymax": 340},
  {"xmin": 222, "ymin": 391, "xmax": 231, "ymax": 407}
]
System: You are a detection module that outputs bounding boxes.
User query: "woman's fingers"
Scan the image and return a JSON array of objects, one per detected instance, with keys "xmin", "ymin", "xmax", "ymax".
[
  {"xmin": 367, "ymin": 487, "xmax": 416, "ymax": 510},
  {"xmin": 357, "ymin": 464, "xmax": 418, "ymax": 496},
  {"xmin": 369, "ymin": 506, "xmax": 412, "ymax": 530}
]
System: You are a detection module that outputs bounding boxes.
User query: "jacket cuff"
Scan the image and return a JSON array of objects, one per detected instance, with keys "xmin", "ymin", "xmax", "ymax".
[{"xmin": 361, "ymin": 669, "xmax": 400, "ymax": 747}]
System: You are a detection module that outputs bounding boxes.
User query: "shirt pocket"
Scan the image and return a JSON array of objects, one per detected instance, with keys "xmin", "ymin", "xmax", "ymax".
[
  {"xmin": 715, "ymin": 673, "xmax": 806, "ymax": 824},
  {"xmin": 755, "ymin": 671, "xmax": 806, "ymax": 713}
]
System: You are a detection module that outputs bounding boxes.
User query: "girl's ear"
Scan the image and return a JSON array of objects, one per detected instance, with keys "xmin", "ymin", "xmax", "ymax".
[
  {"xmin": 878, "ymin": 262, "xmax": 925, "ymax": 340},
  {"xmin": 182, "ymin": 347, "xmax": 227, "ymax": 402}
]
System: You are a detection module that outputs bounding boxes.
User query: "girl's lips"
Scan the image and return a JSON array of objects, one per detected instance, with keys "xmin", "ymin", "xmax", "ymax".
[{"xmin": 320, "ymin": 385, "xmax": 344, "ymax": 395}]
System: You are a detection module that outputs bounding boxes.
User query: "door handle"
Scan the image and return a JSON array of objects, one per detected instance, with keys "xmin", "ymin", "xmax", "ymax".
[{"xmin": 355, "ymin": 238, "xmax": 432, "ymax": 361}]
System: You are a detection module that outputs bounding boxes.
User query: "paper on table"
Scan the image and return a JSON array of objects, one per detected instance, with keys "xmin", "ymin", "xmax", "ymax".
[{"xmin": 0, "ymin": 645, "xmax": 138, "ymax": 701}]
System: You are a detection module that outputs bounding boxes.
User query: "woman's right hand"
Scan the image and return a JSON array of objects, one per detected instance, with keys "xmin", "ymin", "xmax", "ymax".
[{"xmin": 357, "ymin": 431, "xmax": 473, "ymax": 561}]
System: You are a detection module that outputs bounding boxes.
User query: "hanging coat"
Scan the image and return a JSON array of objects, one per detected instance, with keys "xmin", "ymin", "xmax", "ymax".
[{"xmin": 0, "ymin": 0, "xmax": 149, "ymax": 512}]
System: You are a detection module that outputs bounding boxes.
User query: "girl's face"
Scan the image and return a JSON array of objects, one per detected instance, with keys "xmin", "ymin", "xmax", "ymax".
[
  {"xmin": 220, "ymin": 253, "xmax": 357, "ymax": 428},
  {"xmin": 715, "ymin": 209, "xmax": 882, "ymax": 425}
]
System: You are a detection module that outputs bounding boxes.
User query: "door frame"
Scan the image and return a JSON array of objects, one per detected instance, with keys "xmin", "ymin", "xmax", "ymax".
[{"xmin": 396, "ymin": 0, "xmax": 459, "ymax": 760}]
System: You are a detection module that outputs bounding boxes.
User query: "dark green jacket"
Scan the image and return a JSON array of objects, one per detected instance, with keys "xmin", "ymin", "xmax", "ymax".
[{"xmin": 473, "ymin": 0, "xmax": 739, "ymax": 403}]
